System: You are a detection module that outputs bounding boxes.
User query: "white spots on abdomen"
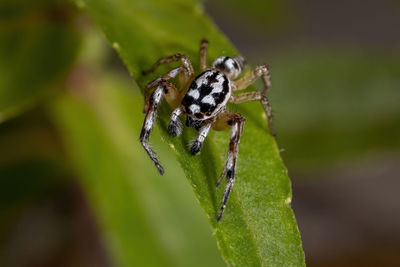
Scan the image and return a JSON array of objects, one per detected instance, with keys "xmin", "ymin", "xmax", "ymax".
[
  {"xmin": 189, "ymin": 104, "xmax": 200, "ymax": 114},
  {"xmin": 187, "ymin": 89, "xmax": 200, "ymax": 99},
  {"xmin": 201, "ymin": 95, "xmax": 216, "ymax": 105}
]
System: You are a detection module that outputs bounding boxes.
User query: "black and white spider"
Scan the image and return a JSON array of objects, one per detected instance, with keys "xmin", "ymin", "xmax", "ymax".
[{"xmin": 140, "ymin": 39, "xmax": 274, "ymax": 221}]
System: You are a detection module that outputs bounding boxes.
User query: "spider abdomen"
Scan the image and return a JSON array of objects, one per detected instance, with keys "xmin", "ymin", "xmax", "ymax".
[{"xmin": 182, "ymin": 69, "xmax": 231, "ymax": 121}]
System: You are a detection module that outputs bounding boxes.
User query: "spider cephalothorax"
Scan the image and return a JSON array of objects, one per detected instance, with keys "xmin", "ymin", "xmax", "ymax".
[{"xmin": 140, "ymin": 39, "xmax": 274, "ymax": 221}]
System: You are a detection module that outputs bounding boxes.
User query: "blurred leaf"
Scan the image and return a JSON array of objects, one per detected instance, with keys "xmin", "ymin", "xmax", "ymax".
[
  {"xmin": 0, "ymin": 112, "xmax": 70, "ymax": 253},
  {"xmin": 74, "ymin": 0, "xmax": 305, "ymax": 265},
  {"xmin": 0, "ymin": 159, "xmax": 68, "ymax": 226},
  {"xmin": 51, "ymin": 74, "xmax": 225, "ymax": 267},
  {"xmin": 0, "ymin": 0, "xmax": 81, "ymax": 123},
  {"xmin": 0, "ymin": 159, "xmax": 71, "ymax": 267},
  {"xmin": 270, "ymin": 51, "xmax": 400, "ymax": 170},
  {"xmin": 0, "ymin": 109, "xmax": 64, "ymax": 166},
  {"xmin": 206, "ymin": 0, "xmax": 294, "ymax": 33},
  {"xmin": 52, "ymin": 93, "xmax": 172, "ymax": 267},
  {"xmin": 0, "ymin": 109, "xmax": 67, "ymax": 216}
]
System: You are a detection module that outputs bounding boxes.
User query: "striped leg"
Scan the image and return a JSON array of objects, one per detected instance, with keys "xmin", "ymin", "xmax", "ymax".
[
  {"xmin": 142, "ymin": 53, "xmax": 194, "ymax": 95},
  {"xmin": 168, "ymin": 106, "xmax": 184, "ymax": 137},
  {"xmin": 140, "ymin": 81, "xmax": 173, "ymax": 175},
  {"xmin": 142, "ymin": 53, "xmax": 194, "ymax": 77},
  {"xmin": 214, "ymin": 112, "xmax": 246, "ymax": 221},
  {"xmin": 199, "ymin": 38, "xmax": 209, "ymax": 72},
  {"xmin": 144, "ymin": 66, "xmax": 184, "ymax": 112},
  {"xmin": 233, "ymin": 64, "xmax": 275, "ymax": 136},
  {"xmin": 190, "ymin": 123, "xmax": 212, "ymax": 155},
  {"xmin": 230, "ymin": 91, "xmax": 275, "ymax": 136}
]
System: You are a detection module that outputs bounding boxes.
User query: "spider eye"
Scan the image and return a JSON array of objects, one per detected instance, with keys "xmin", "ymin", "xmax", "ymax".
[{"xmin": 212, "ymin": 56, "xmax": 245, "ymax": 79}]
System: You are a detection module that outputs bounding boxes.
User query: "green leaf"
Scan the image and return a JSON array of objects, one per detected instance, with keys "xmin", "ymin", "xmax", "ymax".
[
  {"xmin": 74, "ymin": 0, "xmax": 305, "ymax": 265},
  {"xmin": 0, "ymin": 0, "xmax": 81, "ymax": 123},
  {"xmin": 51, "ymin": 74, "xmax": 225, "ymax": 267}
]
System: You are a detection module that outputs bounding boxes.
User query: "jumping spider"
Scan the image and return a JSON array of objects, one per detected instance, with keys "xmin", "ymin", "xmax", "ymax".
[{"xmin": 140, "ymin": 39, "xmax": 274, "ymax": 221}]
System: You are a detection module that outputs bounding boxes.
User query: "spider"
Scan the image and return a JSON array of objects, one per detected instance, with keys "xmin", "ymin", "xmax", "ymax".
[{"xmin": 140, "ymin": 38, "xmax": 274, "ymax": 221}]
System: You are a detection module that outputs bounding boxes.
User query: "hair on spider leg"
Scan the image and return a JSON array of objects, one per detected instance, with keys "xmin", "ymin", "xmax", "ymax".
[
  {"xmin": 168, "ymin": 117, "xmax": 182, "ymax": 137},
  {"xmin": 167, "ymin": 106, "xmax": 184, "ymax": 137},
  {"xmin": 190, "ymin": 140, "xmax": 203, "ymax": 155},
  {"xmin": 187, "ymin": 123, "xmax": 212, "ymax": 155},
  {"xmin": 185, "ymin": 138, "xmax": 199, "ymax": 154}
]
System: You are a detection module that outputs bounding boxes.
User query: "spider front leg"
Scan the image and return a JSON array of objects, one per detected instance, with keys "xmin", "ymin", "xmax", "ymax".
[
  {"xmin": 142, "ymin": 53, "xmax": 194, "ymax": 77},
  {"xmin": 144, "ymin": 66, "xmax": 185, "ymax": 112},
  {"xmin": 190, "ymin": 123, "xmax": 212, "ymax": 155},
  {"xmin": 233, "ymin": 64, "xmax": 275, "ymax": 136},
  {"xmin": 142, "ymin": 53, "xmax": 194, "ymax": 94},
  {"xmin": 140, "ymin": 80, "xmax": 180, "ymax": 175},
  {"xmin": 213, "ymin": 112, "xmax": 246, "ymax": 221},
  {"xmin": 168, "ymin": 106, "xmax": 184, "ymax": 137}
]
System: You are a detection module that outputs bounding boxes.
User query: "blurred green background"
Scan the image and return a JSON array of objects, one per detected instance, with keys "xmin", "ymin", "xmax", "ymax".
[{"xmin": 1, "ymin": 0, "xmax": 399, "ymax": 266}]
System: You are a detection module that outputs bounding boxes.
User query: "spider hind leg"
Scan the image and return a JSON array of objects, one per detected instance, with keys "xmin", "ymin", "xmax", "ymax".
[{"xmin": 213, "ymin": 112, "xmax": 245, "ymax": 221}]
